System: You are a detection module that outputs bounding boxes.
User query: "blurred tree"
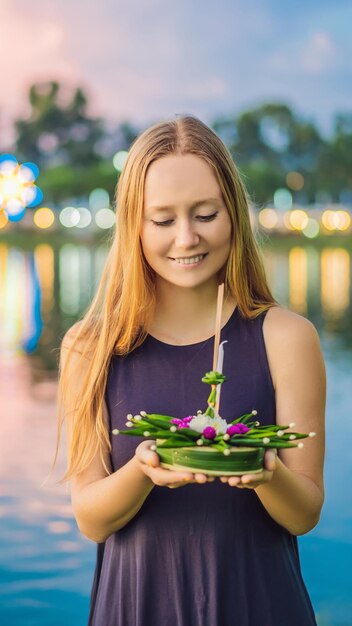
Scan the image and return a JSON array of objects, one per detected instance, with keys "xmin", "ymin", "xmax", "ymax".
[
  {"xmin": 38, "ymin": 161, "xmax": 118, "ymax": 204},
  {"xmin": 14, "ymin": 81, "xmax": 105, "ymax": 168},
  {"xmin": 10, "ymin": 86, "xmax": 352, "ymax": 206},
  {"xmin": 316, "ymin": 113, "xmax": 352, "ymax": 202},
  {"xmin": 214, "ymin": 103, "xmax": 325, "ymax": 205}
]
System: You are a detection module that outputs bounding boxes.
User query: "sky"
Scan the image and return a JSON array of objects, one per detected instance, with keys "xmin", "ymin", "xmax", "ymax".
[{"xmin": 0, "ymin": 0, "xmax": 351, "ymax": 146}]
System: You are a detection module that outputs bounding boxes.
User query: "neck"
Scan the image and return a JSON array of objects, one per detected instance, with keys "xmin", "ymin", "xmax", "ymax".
[{"xmin": 149, "ymin": 279, "xmax": 236, "ymax": 344}]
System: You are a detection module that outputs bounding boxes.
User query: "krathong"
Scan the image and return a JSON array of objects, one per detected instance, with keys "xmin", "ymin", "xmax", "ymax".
[{"xmin": 112, "ymin": 285, "xmax": 316, "ymax": 475}]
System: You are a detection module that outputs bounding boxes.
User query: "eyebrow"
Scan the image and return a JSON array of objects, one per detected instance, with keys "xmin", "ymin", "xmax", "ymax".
[{"xmin": 146, "ymin": 198, "xmax": 223, "ymax": 212}]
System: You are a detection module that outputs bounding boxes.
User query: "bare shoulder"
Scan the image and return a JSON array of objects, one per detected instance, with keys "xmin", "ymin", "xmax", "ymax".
[
  {"xmin": 262, "ymin": 305, "xmax": 324, "ymax": 390},
  {"xmin": 263, "ymin": 305, "xmax": 321, "ymax": 348},
  {"xmin": 60, "ymin": 320, "xmax": 96, "ymax": 364},
  {"xmin": 61, "ymin": 320, "xmax": 85, "ymax": 351}
]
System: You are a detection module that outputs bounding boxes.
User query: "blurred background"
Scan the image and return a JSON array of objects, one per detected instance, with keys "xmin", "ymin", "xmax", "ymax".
[{"xmin": 0, "ymin": 1, "xmax": 351, "ymax": 625}]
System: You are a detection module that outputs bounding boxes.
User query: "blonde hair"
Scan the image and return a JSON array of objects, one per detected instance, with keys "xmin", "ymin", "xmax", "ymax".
[{"xmin": 54, "ymin": 114, "xmax": 278, "ymax": 482}]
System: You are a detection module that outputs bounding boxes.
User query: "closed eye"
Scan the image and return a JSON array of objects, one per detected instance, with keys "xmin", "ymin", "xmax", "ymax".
[{"xmin": 151, "ymin": 212, "xmax": 218, "ymax": 227}]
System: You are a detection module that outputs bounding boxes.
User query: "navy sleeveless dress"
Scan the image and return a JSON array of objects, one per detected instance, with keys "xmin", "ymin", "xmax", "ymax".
[{"xmin": 88, "ymin": 306, "xmax": 317, "ymax": 626}]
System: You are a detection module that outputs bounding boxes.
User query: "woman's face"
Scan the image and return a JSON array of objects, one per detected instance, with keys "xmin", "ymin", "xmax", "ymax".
[{"xmin": 140, "ymin": 153, "xmax": 232, "ymax": 291}]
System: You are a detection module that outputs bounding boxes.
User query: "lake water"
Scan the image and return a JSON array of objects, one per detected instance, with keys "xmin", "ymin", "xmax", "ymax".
[{"xmin": 0, "ymin": 235, "xmax": 351, "ymax": 626}]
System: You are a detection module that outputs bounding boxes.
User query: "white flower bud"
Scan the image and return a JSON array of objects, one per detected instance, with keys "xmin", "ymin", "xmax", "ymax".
[
  {"xmin": 112, "ymin": 429, "xmax": 119, "ymax": 435},
  {"xmin": 126, "ymin": 421, "xmax": 133, "ymax": 428},
  {"xmin": 134, "ymin": 415, "xmax": 142, "ymax": 421},
  {"xmin": 143, "ymin": 431, "xmax": 150, "ymax": 437},
  {"xmin": 197, "ymin": 410, "xmax": 203, "ymax": 415},
  {"xmin": 150, "ymin": 444, "xmax": 157, "ymax": 451},
  {"xmin": 298, "ymin": 443, "xmax": 304, "ymax": 448},
  {"xmin": 223, "ymin": 448, "xmax": 230, "ymax": 456},
  {"xmin": 289, "ymin": 422, "xmax": 296, "ymax": 428},
  {"xmin": 277, "ymin": 430, "xmax": 284, "ymax": 437},
  {"xmin": 289, "ymin": 434, "xmax": 296, "ymax": 440},
  {"xmin": 196, "ymin": 439, "xmax": 203, "ymax": 446},
  {"xmin": 127, "ymin": 413, "xmax": 133, "ymax": 419},
  {"xmin": 309, "ymin": 432, "xmax": 316, "ymax": 437},
  {"xmin": 263, "ymin": 437, "xmax": 270, "ymax": 444},
  {"xmin": 255, "ymin": 421, "xmax": 260, "ymax": 426},
  {"xmin": 170, "ymin": 425, "xmax": 177, "ymax": 432},
  {"xmin": 251, "ymin": 410, "xmax": 257, "ymax": 415},
  {"xmin": 140, "ymin": 410, "xmax": 147, "ymax": 416},
  {"xmin": 223, "ymin": 434, "xmax": 230, "ymax": 441}
]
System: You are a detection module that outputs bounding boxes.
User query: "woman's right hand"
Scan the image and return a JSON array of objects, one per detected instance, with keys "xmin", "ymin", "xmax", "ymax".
[{"xmin": 134, "ymin": 440, "xmax": 214, "ymax": 488}]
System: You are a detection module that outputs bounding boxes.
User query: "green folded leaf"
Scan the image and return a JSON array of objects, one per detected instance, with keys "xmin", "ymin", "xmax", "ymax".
[
  {"xmin": 156, "ymin": 438, "xmax": 196, "ymax": 448},
  {"xmin": 201, "ymin": 370, "xmax": 226, "ymax": 385}
]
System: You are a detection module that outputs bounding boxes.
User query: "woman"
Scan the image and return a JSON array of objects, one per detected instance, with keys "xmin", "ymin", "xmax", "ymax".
[{"xmin": 57, "ymin": 114, "xmax": 326, "ymax": 625}]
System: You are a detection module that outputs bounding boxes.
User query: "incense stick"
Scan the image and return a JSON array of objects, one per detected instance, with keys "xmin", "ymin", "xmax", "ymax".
[
  {"xmin": 212, "ymin": 283, "xmax": 224, "ymax": 371},
  {"xmin": 212, "ymin": 284, "xmax": 225, "ymax": 415}
]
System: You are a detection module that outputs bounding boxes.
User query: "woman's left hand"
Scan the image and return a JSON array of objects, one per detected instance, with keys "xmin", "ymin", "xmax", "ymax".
[{"xmin": 218, "ymin": 449, "xmax": 278, "ymax": 489}]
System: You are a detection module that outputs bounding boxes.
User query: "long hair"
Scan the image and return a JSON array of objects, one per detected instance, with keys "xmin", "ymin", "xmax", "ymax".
[{"xmin": 54, "ymin": 114, "xmax": 278, "ymax": 482}]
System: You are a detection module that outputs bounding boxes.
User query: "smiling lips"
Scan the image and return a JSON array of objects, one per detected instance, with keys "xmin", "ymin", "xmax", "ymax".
[{"xmin": 169, "ymin": 253, "xmax": 208, "ymax": 265}]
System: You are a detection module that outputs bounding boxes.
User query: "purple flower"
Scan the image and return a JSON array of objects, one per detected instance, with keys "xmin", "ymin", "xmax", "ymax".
[
  {"xmin": 182, "ymin": 416, "xmax": 194, "ymax": 423},
  {"xmin": 227, "ymin": 423, "xmax": 250, "ymax": 436},
  {"xmin": 171, "ymin": 417, "xmax": 190, "ymax": 429},
  {"xmin": 202, "ymin": 426, "xmax": 217, "ymax": 440}
]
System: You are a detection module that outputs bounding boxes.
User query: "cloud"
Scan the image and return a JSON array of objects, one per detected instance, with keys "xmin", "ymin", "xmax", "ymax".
[
  {"xmin": 0, "ymin": 0, "xmax": 351, "ymax": 146},
  {"xmin": 267, "ymin": 31, "xmax": 337, "ymax": 75},
  {"xmin": 0, "ymin": 0, "xmax": 84, "ymax": 143},
  {"xmin": 302, "ymin": 32, "xmax": 337, "ymax": 73}
]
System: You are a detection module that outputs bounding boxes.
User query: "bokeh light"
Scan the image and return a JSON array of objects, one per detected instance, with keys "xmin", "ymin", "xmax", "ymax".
[
  {"xmin": 75, "ymin": 207, "xmax": 92, "ymax": 229},
  {"xmin": 33, "ymin": 208, "xmax": 55, "ymax": 229},
  {"xmin": 59, "ymin": 206, "xmax": 80, "ymax": 228},
  {"xmin": 258, "ymin": 208, "xmax": 278, "ymax": 229},
  {"xmin": 273, "ymin": 188, "xmax": 293, "ymax": 211},
  {"xmin": 0, "ymin": 154, "xmax": 43, "ymax": 222},
  {"xmin": 113, "ymin": 151, "xmax": 128, "ymax": 172},
  {"xmin": 89, "ymin": 188, "xmax": 110, "ymax": 212},
  {"xmin": 302, "ymin": 218, "xmax": 320, "ymax": 239},
  {"xmin": 0, "ymin": 211, "xmax": 8, "ymax": 229},
  {"xmin": 286, "ymin": 171, "xmax": 304, "ymax": 191},
  {"xmin": 289, "ymin": 209, "xmax": 309, "ymax": 230},
  {"xmin": 95, "ymin": 208, "xmax": 115, "ymax": 229},
  {"xmin": 322, "ymin": 209, "xmax": 351, "ymax": 231}
]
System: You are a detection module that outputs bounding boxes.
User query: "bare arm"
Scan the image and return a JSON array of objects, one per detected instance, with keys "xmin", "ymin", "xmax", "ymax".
[
  {"xmin": 71, "ymin": 453, "xmax": 155, "ymax": 543},
  {"xmin": 220, "ymin": 307, "xmax": 326, "ymax": 536},
  {"xmin": 253, "ymin": 308, "xmax": 326, "ymax": 535}
]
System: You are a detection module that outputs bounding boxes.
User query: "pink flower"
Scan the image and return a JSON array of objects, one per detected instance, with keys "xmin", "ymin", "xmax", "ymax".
[
  {"xmin": 227, "ymin": 423, "xmax": 250, "ymax": 436},
  {"xmin": 171, "ymin": 417, "xmax": 190, "ymax": 429},
  {"xmin": 202, "ymin": 426, "xmax": 217, "ymax": 440}
]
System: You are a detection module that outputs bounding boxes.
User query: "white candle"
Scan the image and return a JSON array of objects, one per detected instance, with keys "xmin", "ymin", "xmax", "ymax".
[{"xmin": 216, "ymin": 340, "xmax": 228, "ymax": 374}]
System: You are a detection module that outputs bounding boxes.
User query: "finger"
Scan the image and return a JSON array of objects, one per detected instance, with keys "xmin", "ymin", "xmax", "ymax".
[
  {"xmin": 241, "ymin": 472, "xmax": 266, "ymax": 485},
  {"xmin": 228, "ymin": 476, "xmax": 241, "ymax": 487},
  {"xmin": 135, "ymin": 440, "xmax": 160, "ymax": 468},
  {"xmin": 147, "ymin": 466, "xmax": 194, "ymax": 485},
  {"xmin": 219, "ymin": 476, "xmax": 229, "ymax": 483},
  {"xmin": 194, "ymin": 473, "xmax": 208, "ymax": 483},
  {"xmin": 264, "ymin": 449, "xmax": 277, "ymax": 471}
]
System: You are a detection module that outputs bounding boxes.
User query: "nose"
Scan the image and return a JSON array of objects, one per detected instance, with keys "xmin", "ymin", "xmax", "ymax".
[{"xmin": 174, "ymin": 218, "xmax": 200, "ymax": 249}]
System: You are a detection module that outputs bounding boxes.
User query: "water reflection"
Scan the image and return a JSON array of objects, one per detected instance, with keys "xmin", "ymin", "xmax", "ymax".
[
  {"xmin": 0, "ymin": 240, "xmax": 351, "ymax": 359},
  {"xmin": 289, "ymin": 247, "xmax": 308, "ymax": 314},
  {"xmin": 0, "ymin": 353, "xmax": 94, "ymax": 625},
  {"xmin": 0, "ymin": 237, "xmax": 351, "ymax": 625},
  {"xmin": 321, "ymin": 248, "xmax": 350, "ymax": 318}
]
